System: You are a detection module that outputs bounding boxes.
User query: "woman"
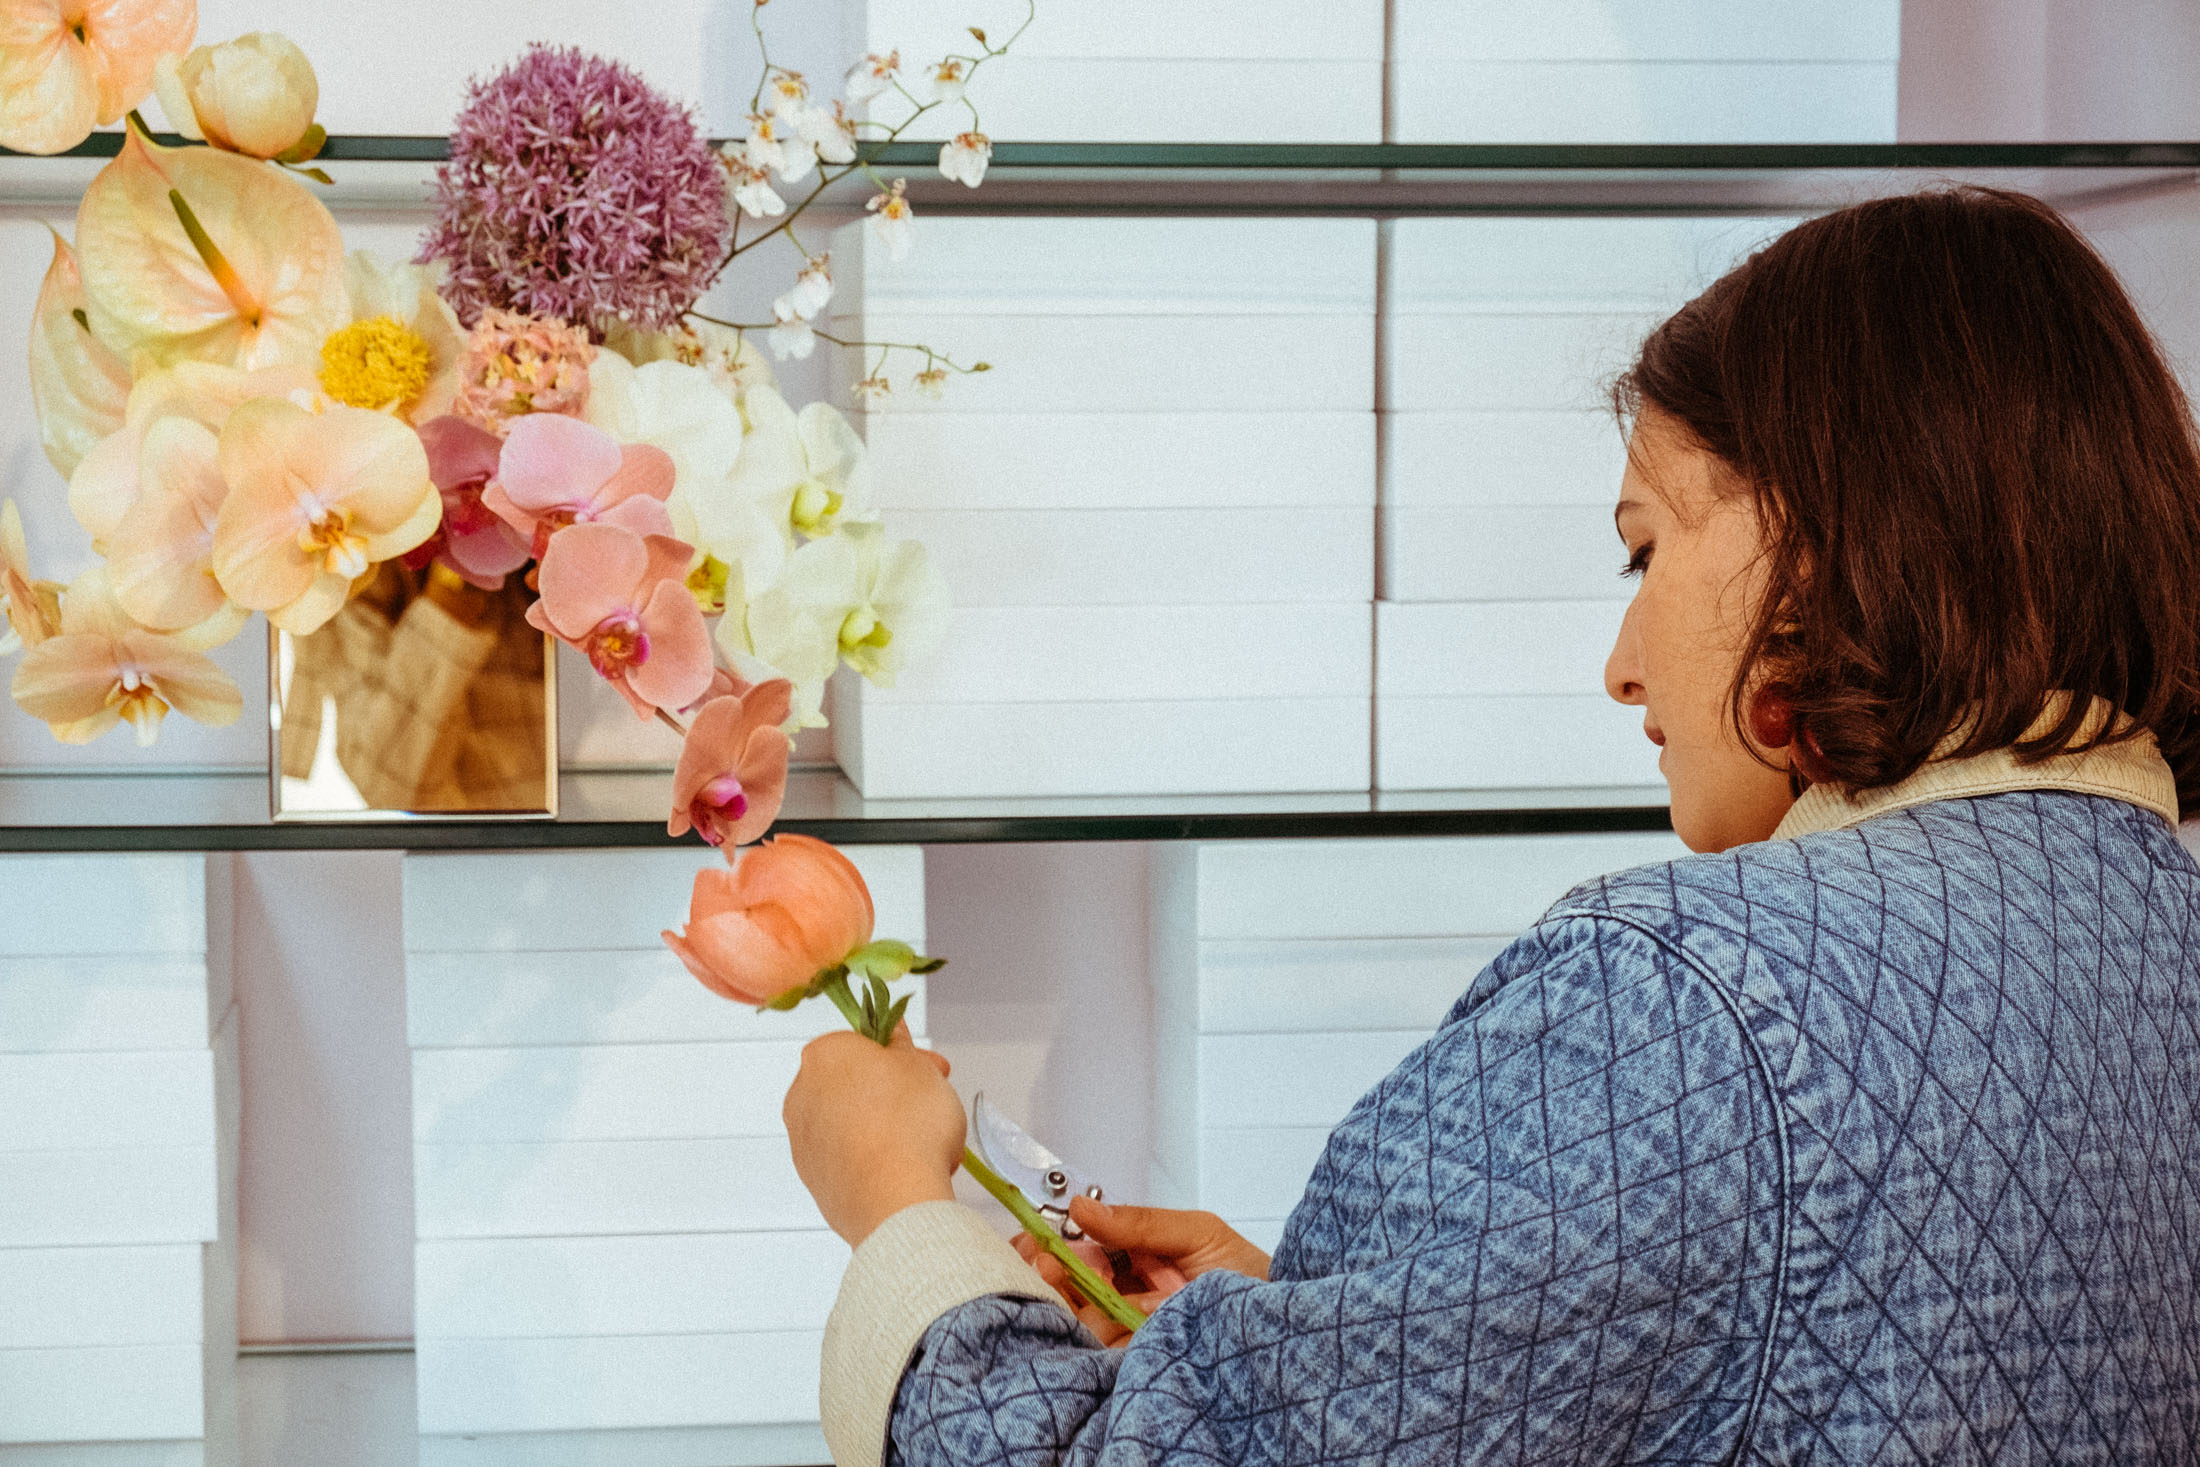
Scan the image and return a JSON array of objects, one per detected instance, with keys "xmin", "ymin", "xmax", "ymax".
[{"xmin": 784, "ymin": 188, "xmax": 2200, "ymax": 1465}]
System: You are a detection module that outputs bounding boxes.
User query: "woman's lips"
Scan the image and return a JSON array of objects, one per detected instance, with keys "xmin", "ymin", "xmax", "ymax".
[{"xmin": 1645, "ymin": 723, "xmax": 1667, "ymax": 748}]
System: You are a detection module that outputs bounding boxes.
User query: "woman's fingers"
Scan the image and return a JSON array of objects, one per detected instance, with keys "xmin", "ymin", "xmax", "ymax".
[{"xmin": 888, "ymin": 1020, "xmax": 951, "ymax": 1078}]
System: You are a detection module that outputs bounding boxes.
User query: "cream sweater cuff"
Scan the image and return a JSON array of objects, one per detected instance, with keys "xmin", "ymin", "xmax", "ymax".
[{"xmin": 819, "ymin": 1200, "xmax": 1068, "ymax": 1467}]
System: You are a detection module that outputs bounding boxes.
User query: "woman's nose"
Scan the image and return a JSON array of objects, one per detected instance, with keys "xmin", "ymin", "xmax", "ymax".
[{"xmin": 1605, "ymin": 598, "xmax": 1645, "ymax": 707}]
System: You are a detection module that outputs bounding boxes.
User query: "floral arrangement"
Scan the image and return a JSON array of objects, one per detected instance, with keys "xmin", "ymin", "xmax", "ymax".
[{"xmin": 2, "ymin": 0, "xmax": 1141, "ymax": 1327}]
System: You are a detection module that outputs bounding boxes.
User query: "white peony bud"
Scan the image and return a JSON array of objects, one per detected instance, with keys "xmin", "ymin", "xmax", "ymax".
[{"xmin": 154, "ymin": 32, "xmax": 322, "ymax": 162}]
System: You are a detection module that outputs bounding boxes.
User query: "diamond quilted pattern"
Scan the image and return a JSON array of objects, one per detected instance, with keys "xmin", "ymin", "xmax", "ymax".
[{"xmin": 888, "ymin": 792, "xmax": 2200, "ymax": 1466}]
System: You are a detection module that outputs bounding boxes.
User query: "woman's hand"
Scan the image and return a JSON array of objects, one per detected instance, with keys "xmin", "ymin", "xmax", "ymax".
[
  {"xmin": 1014, "ymin": 1195, "xmax": 1272, "ymax": 1346},
  {"xmin": 784, "ymin": 1024, "xmax": 964, "ymax": 1246}
]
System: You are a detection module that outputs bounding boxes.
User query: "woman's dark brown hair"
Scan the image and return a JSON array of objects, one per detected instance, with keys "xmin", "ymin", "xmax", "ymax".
[{"xmin": 1616, "ymin": 186, "xmax": 2200, "ymax": 810}]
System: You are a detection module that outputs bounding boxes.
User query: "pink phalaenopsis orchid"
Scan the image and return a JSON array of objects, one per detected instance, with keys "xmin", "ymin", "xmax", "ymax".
[
  {"xmin": 524, "ymin": 521, "xmax": 711, "ymax": 719},
  {"xmin": 483, "ymin": 412, "xmax": 675, "ymax": 560},
  {"xmin": 669, "ymin": 678, "xmax": 793, "ymax": 851},
  {"xmin": 408, "ymin": 416, "xmax": 530, "ymax": 589}
]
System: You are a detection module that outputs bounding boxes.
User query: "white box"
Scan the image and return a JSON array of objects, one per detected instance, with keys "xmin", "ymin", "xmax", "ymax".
[
  {"xmin": 1395, "ymin": 0, "xmax": 1900, "ymax": 62},
  {"xmin": 1377, "ymin": 693, "xmax": 1664, "ymax": 790},
  {"xmin": 416, "ymin": 1332, "xmax": 823, "ymax": 1435},
  {"xmin": 416, "ymin": 1232, "xmax": 847, "ymax": 1339},
  {"xmin": 888, "ymin": 508, "xmax": 1373, "ymax": 607},
  {"xmin": 406, "ymin": 950, "xmax": 929, "ymax": 1049},
  {"xmin": 1378, "ymin": 600, "xmax": 1622, "ymax": 698},
  {"xmin": 414, "ymin": 1138, "xmax": 821, "ymax": 1239},
  {"xmin": 402, "ymin": 848, "xmax": 926, "ymax": 955},
  {"xmin": 414, "ymin": 1040, "xmax": 822, "ymax": 1144},
  {"xmin": 1190, "ymin": 1127, "xmax": 1336, "ymax": 1219},
  {"xmin": 1197, "ymin": 1032, "xmax": 1429, "ymax": 1128},
  {"xmin": 839, "ymin": 217, "xmax": 1377, "ymax": 319},
  {"xmin": 1191, "ymin": 938, "xmax": 1509, "ymax": 1035},
  {"xmin": 0, "ymin": 1147, "xmax": 219, "ymax": 1249},
  {"xmin": 0, "ymin": 1246, "xmax": 205, "ymax": 1349},
  {"xmin": 837, "ymin": 314, "xmax": 1375, "ymax": 415},
  {"xmin": 1383, "ymin": 504, "xmax": 1629, "ymax": 602},
  {"xmin": 1394, "ymin": 61, "xmax": 1897, "ymax": 144},
  {"xmin": 1383, "ymin": 312, "xmax": 1665, "ymax": 414},
  {"xmin": 0, "ymin": 1051, "xmax": 215, "ymax": 1152},
  {"xmin": 838, "ymin": 694, "xmax": 1371, "ymax": 798},
  {"xmin": 0, "ymin": 855, "xmax": 204, "ymax": 956},
  {"xmin": 861, "ymin": 412, "xmax": 1376, "ymax": 512},
  {"xmin": 416, "ymin": 1423, "xmax": 830, "ymax": 1467},
  {"xmin": 856, "ymin": 0, "xmax": 1385, "ymax": 63},
  {"xmin": 874, "ymin": 604, "xmax": 1371, "ymax": 705},
  {"xmin": 1385, "ymin": 411, "xmax": 1629, "ymax": 511},
  {"xmin": 1175, "ymin": 834, "xmax": 1688, "ymax": 941},
  {"xmin": 0, "ymin": 1345, "xmax": 209, "ymax": 1443},
  {"xmin": 1390, "ymin": 216, "xmax": 1795, "ymax": 313},
  {"xmin": 0, "ymin": 957, "xmax": 217, "ymax": 1054}
]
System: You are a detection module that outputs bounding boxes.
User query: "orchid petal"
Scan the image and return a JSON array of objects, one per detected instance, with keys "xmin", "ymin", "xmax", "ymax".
[
  {"xmin": 108, "ymin": 416, "xmax": 232, "ymax": 630},
  {"xmin": 534, "ymin": 522, "xmax": 646, "ymax": 639},
  {"xmin": 495, "ymin": 412, "xmax": 625, "ymax": 512},
  {"xmin": 28, "ymin": 230, "xmax": 129, "ymax": 478},
  {"xmin": 626, "ymin": 577, "xmax": 713, "ymax": 714}
]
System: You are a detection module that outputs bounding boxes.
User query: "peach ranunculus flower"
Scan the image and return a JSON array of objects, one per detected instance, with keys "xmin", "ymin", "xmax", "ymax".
[
  {"xmin": 152, "ymin": 30, "xmax": 319, "ymax": 161},
  {"xmin": 482, "ymin": 412, "xmax": 676, "ymax": 559},
  {"xmin": 28, "ymin": 229, "xmax": 129, "ymax": 479},
  {"xmin": 668, "ymin": 678, "xmax": 794, "ymax": 850},
  {"xmin": 524, "ymin": 522, "xmax": 712, "ymax": 719},
  {"xmin": 67, "ymin": 359, "xmax": 316, "ymax": 549},
  {"xmin": 11, "ymin": 565, "xmax": 242, "ymax": 745},
  {"xmin": 0, "ymin": 0, "xmax": 195, "ymax": 154},
  {"xmin": 75, "ymin": 121, "xmax": 347, "ymax": 371},
  {"xmin": 662, "ymin": 834, "xmax": 875, "ymax": 1006},
  {"xmin": 209, "ymin": 396, "xmax": 439, "ymax": 634}
]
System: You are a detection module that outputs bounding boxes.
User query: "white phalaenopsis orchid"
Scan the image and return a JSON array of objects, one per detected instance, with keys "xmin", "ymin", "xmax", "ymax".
[
  {"xmin": 726, "ymin": 156, "xmax": 787, "ymax": 219},
  {"xmin": 779, "ymin": 255, "xmax": 834, "ymax": 321},
  {"xmin": 929, "ymin": 58, "xmax": 968, "ymax": 103},
  {"xmin": 730, "ymin": 387, "xmax": 876, "ymax": 542},
  {"xmin": 939, "ymin": 131, "xmax": 991, "ymax": 188},
  {"xmin": 768, "ymin": 305, "xmax": 816, "ymax": 362},
  {"xmin": 867, "ymin": 178, "xmax": 915, "ymax": 261},
  {"xmin": 583, "ymin": 354, "xmax": 747, "ymax": 538},
  {"xmin": 800, "ymin": 100, "xmax": 860, "ymax": 165},
  {"xmin": 742, "ymin": 112, "xmax": 815, "ymax": 184},
  {"xmin": 751, "ymin": 524, "xmax": 948, "ymax": 688},
  {"xmin": 763, "ymin": 69, "xmax": 811, "ymax": 117},
  {"xmin": 844, "ymin": 51, "xmax": 899, "ymax": 102}
]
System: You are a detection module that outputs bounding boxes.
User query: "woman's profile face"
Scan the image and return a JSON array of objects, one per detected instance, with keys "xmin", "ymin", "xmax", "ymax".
[{"xmin": 1604, "ymin": 409, "xmax": 1797, "ymax": 852}]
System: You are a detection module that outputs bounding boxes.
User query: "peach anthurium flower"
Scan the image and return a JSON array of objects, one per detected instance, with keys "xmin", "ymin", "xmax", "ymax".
[
  {"xmin": 75, "ymin": 121, "xmax": 347, "ymax": 371},
  {"xmin": 0, "ymin": 0, "xmax": 195, "ymax": 154},
  {"xmin": 27, "ymin": 230, "xmax": 129, "ymax": 479},
  {"xmin": 662, "ymin": 834, "xmax": 875, "ymax": 1006},
  {"xmin": 68, "ymin": 359, "xmax": 315, "ymax": 548},
  {"xmin": 11, "ymin": 565, "xmax": 242, "ymax": 746},
  {"xmin": 1, "ymin": 499, "xmax": 61, "ymax": 653},
  {"xmin": 524, "ymin": 522, "xmax": 712, "ymax": 719},
  {"xmin": 668, "ymin": 678, "xmax": 793, "ymax": 850},
  {"xmin": 482, "ymin": 411, "xmax": 676, "ymax": 559},
  {"xmin": 209, "ymin": 396, "xmax": 439, "ymax": 635}
]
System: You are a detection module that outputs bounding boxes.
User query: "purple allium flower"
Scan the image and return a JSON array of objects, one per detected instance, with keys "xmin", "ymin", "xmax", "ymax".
[{"xmin": 419, "ymin": 45, "xmax": 732, "ymax": 337}]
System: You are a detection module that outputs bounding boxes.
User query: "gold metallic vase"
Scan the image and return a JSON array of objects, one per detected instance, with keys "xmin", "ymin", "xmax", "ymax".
[{"xmin": 271, "ymin": 561, "xmax": 557, "ymax": 820}]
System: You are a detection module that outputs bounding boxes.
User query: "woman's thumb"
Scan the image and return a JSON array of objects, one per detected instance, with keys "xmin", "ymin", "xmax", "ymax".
[{"xmin": 1068, "ymin": 1196, "xmax": 1215, "ymax": 1255}]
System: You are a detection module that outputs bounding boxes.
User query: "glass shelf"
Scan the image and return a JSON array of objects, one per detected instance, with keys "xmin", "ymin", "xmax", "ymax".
[
  {"xmin": 4, "ymin": 136, "xmax": 2195, "ymax": 212},
  {"xmin": 0, "ymin": 767, "xmax": 1671, "ymax": 851}
]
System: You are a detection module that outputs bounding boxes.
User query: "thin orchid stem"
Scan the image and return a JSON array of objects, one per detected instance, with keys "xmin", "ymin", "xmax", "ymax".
[{"xmin": 655, "ymin": 708, "xmax": 690, "ymax": 739}]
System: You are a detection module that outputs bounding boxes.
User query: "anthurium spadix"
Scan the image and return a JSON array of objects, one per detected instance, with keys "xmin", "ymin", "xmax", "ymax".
[
  {"xmin": 75, "ymin": 121, "xmax": 347, "ymax": 371},
  {"xmin": 27, "ymin": 230, "xmax": 130, "ymax": 479}
]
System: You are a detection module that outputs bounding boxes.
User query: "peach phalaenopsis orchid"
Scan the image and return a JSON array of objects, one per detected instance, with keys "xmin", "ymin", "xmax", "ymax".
[
  {"xmin": 208, "ymin": 395, "xmax": 440, "ymax": 634},
  {"xmin": 11, "ymin": 565, "xmax": 241, "ymax": 745},
  {"xmin": 1, "ymin": 500, "xmax": 60, "ymax": 653},
  {"xmin": 0, "ymin": 0, "xmax": 195, "ymax": 155},
  {"xmin": 663, "ymin": 834, "xmax": 874, "ymax": 1006},
  {"xmin": 75, "ymin": 122, "xmax": 347, "ymax": 371},
  {"xmin": 669, "ymin": 677, "xmax": 794, "ymax": 850},
  {"xmin": 105, "ymin": 413, "xmax": 245, "ymax": 641},
  {"xmin": 524, "ymin": 521, "xmax": 712, "ymax": 719},
  {"xmin": 481, "ymin": 412, "xmax": 676, "ymax": 559}
]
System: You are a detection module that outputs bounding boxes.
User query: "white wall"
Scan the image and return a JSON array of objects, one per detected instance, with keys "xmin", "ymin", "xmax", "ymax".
[{"xmin": 1900, "ymin": 0, "xmax": 2200, "ymax": 138}]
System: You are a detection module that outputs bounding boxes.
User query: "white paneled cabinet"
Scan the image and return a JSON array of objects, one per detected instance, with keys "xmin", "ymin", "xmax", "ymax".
[
  {"xmin": 833, "ymin": 217, "xmax": 1377, "ymax": 798},
  {"xmin": 0, "ymin": 856, "xmax": 238, "ymax": 1464},
  {"xmin": 1151, "ymin": 833, "xmax": 1688, "ymax": 1249},
  {"xmin": 402, "ymin": 848, "xmax": 927, "ymax": 1464}
]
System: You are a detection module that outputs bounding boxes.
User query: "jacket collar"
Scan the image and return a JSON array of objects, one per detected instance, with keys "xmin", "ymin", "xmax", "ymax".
[{"xmin": 1772, "ymin": 695, "xmax": 2180, "ymax": 841}]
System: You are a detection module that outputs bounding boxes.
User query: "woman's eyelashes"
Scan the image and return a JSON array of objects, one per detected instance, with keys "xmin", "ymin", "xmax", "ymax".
[{"xmin": 1620, "ymin": 543, "xmax": 1653, "ymax": 580}]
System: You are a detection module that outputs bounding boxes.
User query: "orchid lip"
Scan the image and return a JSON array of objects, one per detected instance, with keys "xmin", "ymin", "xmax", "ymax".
[{"xmin": 585, "ymin": 611, "xmax": 650, "ymax": 678}]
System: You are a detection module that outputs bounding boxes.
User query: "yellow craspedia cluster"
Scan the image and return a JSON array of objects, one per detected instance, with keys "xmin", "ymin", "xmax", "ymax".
[{"xmin": 318, "ymin": 315, "xmax": 434, "ymax": 411}]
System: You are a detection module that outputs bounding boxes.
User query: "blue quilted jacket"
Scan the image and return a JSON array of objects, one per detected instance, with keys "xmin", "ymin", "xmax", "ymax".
[{"xmin": 887, "ymin": 791, "xmax": 2200, "ymax": 1464}]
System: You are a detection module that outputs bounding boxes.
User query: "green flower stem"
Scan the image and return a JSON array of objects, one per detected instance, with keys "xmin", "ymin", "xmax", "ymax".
[
  {"xmin": 828, "ymin": 975, "xmax": 1146, "ymax": 1334},
  {"xmin": 957, "ymin": 1143, "xmax": 1147, "ymax": 1335}
]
